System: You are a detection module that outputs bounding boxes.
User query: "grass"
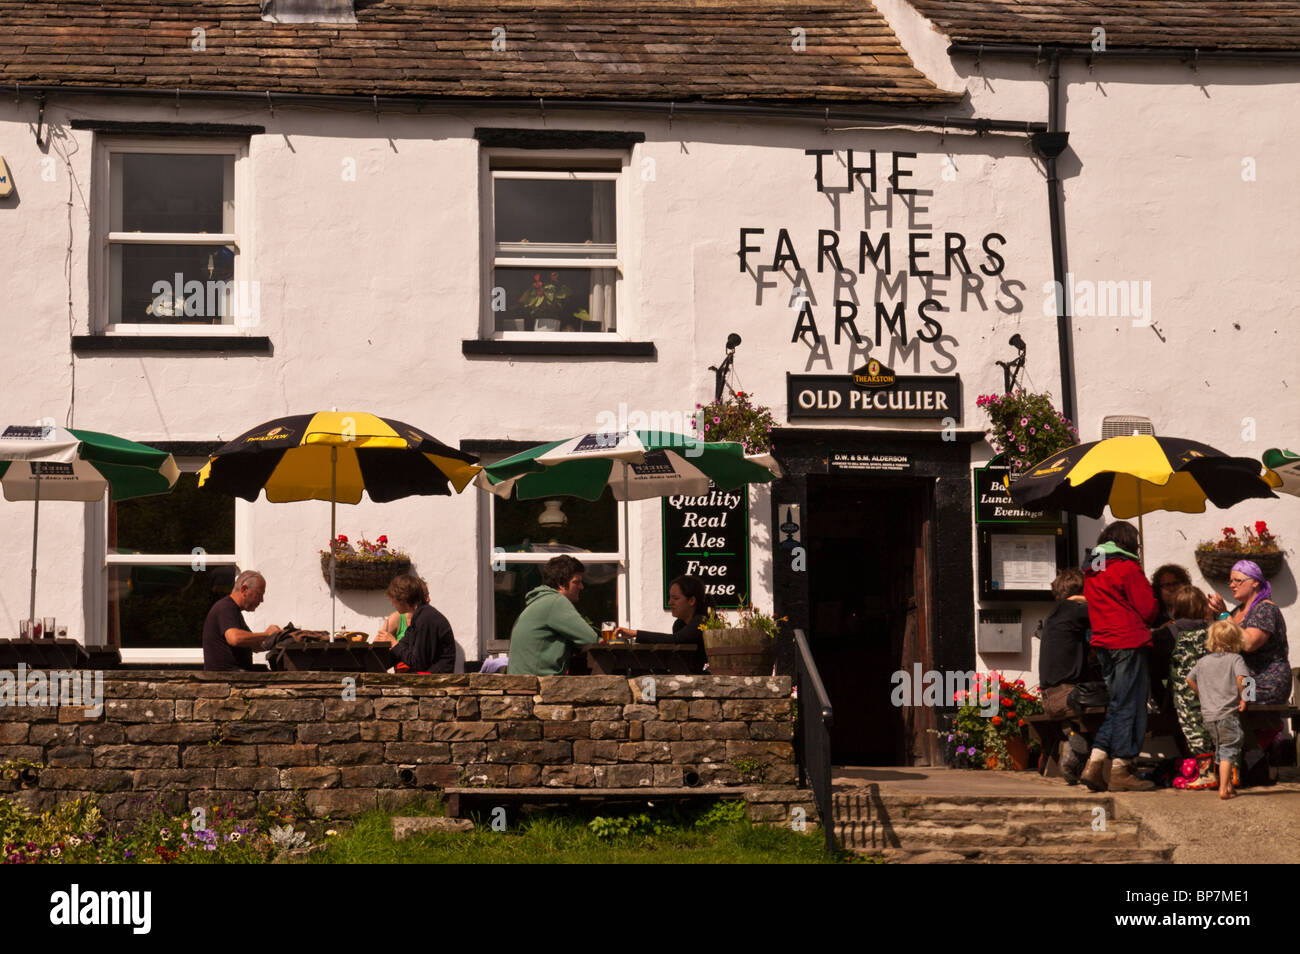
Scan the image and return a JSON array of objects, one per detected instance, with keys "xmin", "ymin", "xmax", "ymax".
[{"xmin": 306, "ymin": 798, "xmax": 841, "ymax": 864}]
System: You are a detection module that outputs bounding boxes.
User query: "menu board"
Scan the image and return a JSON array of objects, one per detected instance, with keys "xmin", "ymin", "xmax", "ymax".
[{"xmin": 661, "ymin": 484, "xmax": 749, "ymax": 609}]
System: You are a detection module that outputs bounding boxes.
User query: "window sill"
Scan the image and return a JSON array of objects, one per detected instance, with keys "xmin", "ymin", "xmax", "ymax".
[
  {"xmin": 72, "ymin": 335, "xmax": 272, "ymax": 355},
  {"xmin": 462, "ymin": 339, "xmax": 655, "ymax": 358}
]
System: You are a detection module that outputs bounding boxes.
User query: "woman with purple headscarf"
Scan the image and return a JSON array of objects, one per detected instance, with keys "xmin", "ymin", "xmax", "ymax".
[{"xmin": 1208, "ymin": 559, "xmax": 1291, "ymax": 714}]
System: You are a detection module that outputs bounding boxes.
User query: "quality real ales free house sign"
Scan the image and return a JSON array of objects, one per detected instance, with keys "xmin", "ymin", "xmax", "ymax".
[{"xmin": 737, "ymin": 148, "xmax": 1028, "ymax": 377}]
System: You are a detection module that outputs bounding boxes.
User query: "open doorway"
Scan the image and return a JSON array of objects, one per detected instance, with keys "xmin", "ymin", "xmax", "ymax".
[{"xmin": 806, "ymin": 475, "xmax": 933, "ymax": 765}]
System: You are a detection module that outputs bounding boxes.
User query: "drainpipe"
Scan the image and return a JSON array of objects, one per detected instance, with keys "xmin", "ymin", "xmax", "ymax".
[{"xmin": 1030, "ymin": 50, "xmax": 1079, "ymax": 558}]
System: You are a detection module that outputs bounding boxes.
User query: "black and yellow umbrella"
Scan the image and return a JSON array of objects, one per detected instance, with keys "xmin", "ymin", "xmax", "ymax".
[
  {"xmin": 199, "ymin": 412, "xmax": 479, "ymax": 630},
  {"xmin": 1009, "ymin": 435, "xmax": 1277, "ymax": 562}
]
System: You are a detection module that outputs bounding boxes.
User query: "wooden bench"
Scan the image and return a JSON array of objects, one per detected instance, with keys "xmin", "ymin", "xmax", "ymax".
[
  {"xmin": 441, "ymin": 786, "xmax": 744, "ymax": 819},
  {"xmin": 1028, "ymin": 704, "xmax": 1300, "ymax": 777}
]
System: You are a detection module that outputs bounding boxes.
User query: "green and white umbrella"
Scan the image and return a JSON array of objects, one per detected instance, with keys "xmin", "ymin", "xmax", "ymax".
[
  {"xmin": 475, "ymin": 430, "xmax": 781, "ymax": 624},
  {"xmin": 1262, "ymin": 448, "xmax": 1300, "ymax": 497},
  {"xmin": 474, "ymin": 430, "xmax": 780, "ymax": 501},
  {"xmin": 0, "ymin": 424, "xmax": 179, "ymax": 624}
]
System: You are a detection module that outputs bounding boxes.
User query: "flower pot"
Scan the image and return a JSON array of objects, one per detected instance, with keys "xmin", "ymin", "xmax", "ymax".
[
  {"xmin": 534, "ymin": 318, "xmax": 562, "ymax": 332},
  {"xmin": 702, "ymin": 627, "xmax": 774, "ymax": 676},
  {"xmin": 1195, "ymin": 548, "xmax": 1284, "ymax": 582},
  {"xmin": 1005, "ymin": 735, "xmax": 1030, "ymax": 771}
]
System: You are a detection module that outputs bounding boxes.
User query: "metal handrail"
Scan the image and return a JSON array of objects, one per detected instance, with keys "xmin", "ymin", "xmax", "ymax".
[{"xmin": 792, "ymin": 628, "xmax": 835, "ymax": 854}]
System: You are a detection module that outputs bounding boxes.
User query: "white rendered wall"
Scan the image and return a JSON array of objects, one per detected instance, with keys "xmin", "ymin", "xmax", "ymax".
[{"xmin": 0, "ymin": 65, "xmax": 1296, "ymax": 678}]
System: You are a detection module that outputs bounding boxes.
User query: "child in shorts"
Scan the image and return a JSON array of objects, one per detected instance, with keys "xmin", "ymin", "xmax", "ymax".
[{"xmin": 1186, "ymin": 620, "xmax": 1251, "ymax": 800}]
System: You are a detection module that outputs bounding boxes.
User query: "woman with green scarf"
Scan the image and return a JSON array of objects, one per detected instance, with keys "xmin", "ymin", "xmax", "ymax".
[{"xmin": 1079, "ymin": 521, "xmax": 1162, "ymax": 792}]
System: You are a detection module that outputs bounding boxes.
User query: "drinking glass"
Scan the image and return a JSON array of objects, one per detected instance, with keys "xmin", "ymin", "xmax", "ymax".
[
  {"xmin": 601, "ymin": 621, "xmax": 616, "ymax": 643},
  {"xmin": 29, "ymin": 620, "xmax": 42, "ymax": 639},
  {"xmin": 18, "ymin": 619, "xmax": 32, "ymax": 638},
  {"xmin": 43, "ymin": 617, "xmax": 55, "ymax": 640}
]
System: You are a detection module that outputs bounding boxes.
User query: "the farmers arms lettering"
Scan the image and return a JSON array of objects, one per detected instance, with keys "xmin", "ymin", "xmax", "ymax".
[{"xmin": 737, "ymin": 149, "xmax": 1026, "ymax": 374}]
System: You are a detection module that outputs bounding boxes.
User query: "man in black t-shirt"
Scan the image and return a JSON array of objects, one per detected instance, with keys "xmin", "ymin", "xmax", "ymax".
[{"xmin": 203, "ymin": 570, "xmax": 282, "ymax": 671}]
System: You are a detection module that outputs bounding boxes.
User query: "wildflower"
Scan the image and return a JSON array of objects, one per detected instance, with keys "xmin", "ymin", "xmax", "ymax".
[
  {"xmin": 1019, "ymin": 445, "xmax": 1027, "ymax": 452},
  {"xmin": 991, "ymin": 716, "xmax": 1003, "ymax": 726},
  {"xmin": 25, "ymin": 843, "xmax": 36, "ymax": 852},
  {"xmin": 550, "ymin": 271, "xmax": 558, "ymax": 281},
  {"xmin": 159, "ymin": 828, "xmax": 170, "ymax": 838},
  {"xmin": 325, "ymin": 829, "xmax": 338, "ymax": 837},
  {"xmin": 1029, "ymin": 427, "xmax": 1036, "ymax": 435},
  {"xmin": 124, "ymin": 849, "xmax": 133, "ymax": 859},
  {"xmin": 713, "ymin": 417, "xmax": 721, "ymax": 424}
]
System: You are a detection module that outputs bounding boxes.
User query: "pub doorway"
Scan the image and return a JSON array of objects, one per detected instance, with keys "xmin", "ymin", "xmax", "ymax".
[{"xmin": 806, "ymin": 474, "xmax": 934, "ymax": 765}]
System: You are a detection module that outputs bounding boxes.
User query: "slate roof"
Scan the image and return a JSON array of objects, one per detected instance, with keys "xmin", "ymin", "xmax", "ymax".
[
  {"xmin": 0, "ymin": 0, "xmax": 961, "ymax": 105},
  {"xmin": 907, "ymin": 1, "xmax": 1300, "ymax": 52}
]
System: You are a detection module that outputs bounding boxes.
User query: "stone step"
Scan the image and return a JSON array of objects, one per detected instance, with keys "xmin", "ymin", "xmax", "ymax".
[
  {"xmin": 834, "ymin": 818, "xmax": 1143, "ymax": 850},
  {"xmin": 874, "ymin": 843, "xmax": 1174, "ymax": 864},
  {"xmin": 832, "ymin": 792, "xmax": 1119, "ymax": 824}
]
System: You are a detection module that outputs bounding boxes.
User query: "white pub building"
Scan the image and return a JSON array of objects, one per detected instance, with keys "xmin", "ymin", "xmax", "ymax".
[{"xmin": 2, "ymin": 0, "xmax": 1297, "ymax": 764}]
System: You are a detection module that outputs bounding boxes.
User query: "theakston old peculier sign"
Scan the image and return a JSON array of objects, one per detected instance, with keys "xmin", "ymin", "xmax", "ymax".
[
  {"xmin": 786, "ymin": 372, "xmax": 961, "ymax": 420},
  {"xmin": 661, "ymin": 486, "xmax": 748, "ymax": 609}
]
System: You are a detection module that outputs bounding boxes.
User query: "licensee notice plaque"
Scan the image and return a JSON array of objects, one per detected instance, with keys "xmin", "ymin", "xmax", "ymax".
[
  {"xmin": 828, "ymin": 452, "xmax": 911, "ymax": 473},
  {"xmin": 661, "ymin": 483, "xmax": 748, "ymax": 609}
]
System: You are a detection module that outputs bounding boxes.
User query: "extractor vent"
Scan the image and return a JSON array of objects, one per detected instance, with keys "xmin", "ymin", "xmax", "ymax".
[{"xmin": 1101, "ymin": 415, "xmax": 1155, "ymax": 439}]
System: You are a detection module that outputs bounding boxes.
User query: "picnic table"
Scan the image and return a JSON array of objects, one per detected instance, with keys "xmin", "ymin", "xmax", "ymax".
[
  {"xmin": 269, "ymin": 639, "xmax": 392, "ymax": 672},
  {"xmin": 0, "ymin": 638, "xmax": 91, "ymax": 669},
  {"xmin": 572, "ymin": 642, "xmax": 701, "ymax": 677}
]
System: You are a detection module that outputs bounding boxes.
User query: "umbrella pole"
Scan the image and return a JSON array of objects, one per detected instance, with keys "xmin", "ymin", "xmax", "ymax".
[
  {"xmin": 330, "ymin": 448, "xmax": 338, "ymax": 635},
  {"xmin": 29, "ymin": 474, "xmax": 40, "ymax": 626},
  {"xmin": 1136, "ymin": 481, "xmax": 1144, "ymax": 570},
  {"xmin": 623, "ymin": 467, "xmax": 630, "ymax": 628}
]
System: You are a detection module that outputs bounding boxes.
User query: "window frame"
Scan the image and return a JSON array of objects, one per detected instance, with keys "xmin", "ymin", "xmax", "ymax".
[
  {"xmin": 477, "ymin": 453, "xmax": 627, "ymax": 656},
  {"xmin": 93, "ymin": 456, "xmax": 249, "ymax": 664},
  {"xmin": 481, "ymin": 148, "xmax": 630, "ymax": 342},
  {"xmin": 93, "ymin": 136, "xmax": 253, "ymax": 336}
]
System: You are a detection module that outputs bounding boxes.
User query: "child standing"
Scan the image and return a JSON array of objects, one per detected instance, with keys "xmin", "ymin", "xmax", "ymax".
[
  {"xmin": 1165, "ymin": 585, "xmax": 1217, "ymax": 789},
  {"xmin": 1186, "ymin": 620, "xmax": 1251, "ymax": 800}
]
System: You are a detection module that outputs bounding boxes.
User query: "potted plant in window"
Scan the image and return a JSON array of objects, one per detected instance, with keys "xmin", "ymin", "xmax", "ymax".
[
  {"xmin": 518, "ymin": 271, "xmax": 570, "ymax": 331},
  {"xmin": 700, "ymin": 602, "xmax": 785, "ymax": 676},
  {"xmin": 976, "ymin": 390, "xmax": 1079, "ymax": 480}
]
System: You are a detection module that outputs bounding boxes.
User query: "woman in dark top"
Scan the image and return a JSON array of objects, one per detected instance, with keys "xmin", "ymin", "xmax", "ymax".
[
  {"xmin": 615, "ymin": 575, "xmax": 709, "ymax": 671},
  {"xmin": 1038, "ymin": 568, "xmax": 1092, "ymax": 713}
]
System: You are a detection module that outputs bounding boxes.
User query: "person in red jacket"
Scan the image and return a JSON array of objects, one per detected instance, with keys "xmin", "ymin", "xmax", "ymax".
[{"xmin": 1080, "ymin": 521, "xmax": 1161, "ymax": 792}]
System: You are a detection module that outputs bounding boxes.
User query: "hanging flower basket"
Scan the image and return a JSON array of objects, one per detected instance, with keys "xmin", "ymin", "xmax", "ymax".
[
  {"xmin": 319, "ymin": 535, "xmax": 410, "ymax": 590},
  {"xmin": 319, "ymin": 553, "xmax": 411, "ymax": 590},
  {"xmin": 976, "ymin": 390, "xmax": 1079, "ymax": 478},
  {"xmin": 1195, "ymin": 549, "xmax": 1285, "ymax": 582},
  {"xmin": 1195, "ymin": 523, "xmax": 1286, "ymax": 581}
]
